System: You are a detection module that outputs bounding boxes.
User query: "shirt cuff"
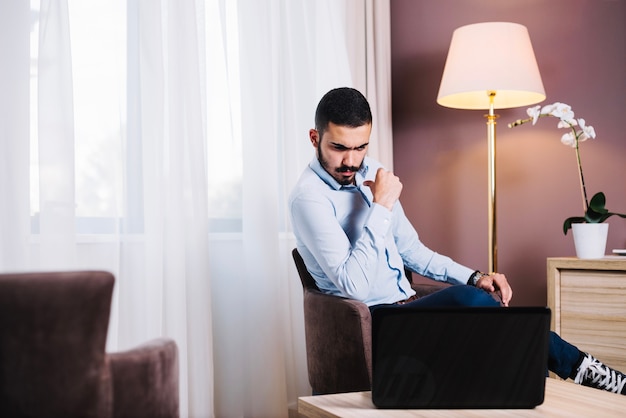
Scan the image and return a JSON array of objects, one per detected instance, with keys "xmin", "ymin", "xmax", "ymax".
[{"xmin": 449, "ymin": 265, "xmax": 476, "ymax": 285}]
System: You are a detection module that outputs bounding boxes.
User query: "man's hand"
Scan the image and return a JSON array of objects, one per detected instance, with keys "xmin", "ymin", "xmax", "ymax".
[
  {"xmin": 363, "ymin": 168, "xmax": 402, "ymax": 211},
  {"xmin": 476, "ymin": 273, "xmax": 513, "ymax": 307}
]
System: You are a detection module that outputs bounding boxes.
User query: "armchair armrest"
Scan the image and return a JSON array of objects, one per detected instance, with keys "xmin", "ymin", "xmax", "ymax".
[
  {"xmin": 108, "ymin": 338, "xmax": 179, "ymax": 418},
  {"xmin": 303, "ymin": 289, "xmax": 372, "ymax": 394}
]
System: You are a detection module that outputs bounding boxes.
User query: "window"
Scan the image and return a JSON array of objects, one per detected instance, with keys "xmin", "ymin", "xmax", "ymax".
[{"xmin": 29, "ymin": 0, "xmax": 244, "ymax": 234}]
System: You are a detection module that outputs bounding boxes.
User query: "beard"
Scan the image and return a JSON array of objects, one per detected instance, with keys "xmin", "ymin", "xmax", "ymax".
[{"xmin": 317, "ymin": 144, "xmax": 362, "ymax": 186}]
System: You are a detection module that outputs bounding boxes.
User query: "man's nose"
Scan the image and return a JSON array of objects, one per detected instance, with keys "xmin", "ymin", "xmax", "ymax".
[{"xmin": 343, "ymin": 151, "xmax": 358, "ymax": 168}]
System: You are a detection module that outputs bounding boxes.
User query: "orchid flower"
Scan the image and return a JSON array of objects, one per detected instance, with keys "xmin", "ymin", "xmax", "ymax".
[
  {"xmin": 578, "ymin": 118, "xmax": 596, "ymax": 142},
  {"xmin": 527, "ymin": 105, "xmax": 541, "ymax": 124},
  {"xmin": 508, "ymin": 102, "xmax": 626, "ymax": 234}
]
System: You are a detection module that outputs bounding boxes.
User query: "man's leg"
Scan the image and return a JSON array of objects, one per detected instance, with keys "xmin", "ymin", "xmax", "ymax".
[
  {"xmin": 400, "ymin": 284, "xmax": 500, "ymax": 308},
  {"xmin": 548, "ymin": 331, "xmax": 582, "ymax": 380},
  {"xmin": 379, "ymin": 286, "xmax": 626, "ymax": 395},
  {"xmin": 550, "ymin": 332, "xmax": 626, "ymax": 395}
]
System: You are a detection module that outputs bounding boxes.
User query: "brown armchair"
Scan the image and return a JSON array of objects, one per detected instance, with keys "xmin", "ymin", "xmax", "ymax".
[
  {"xmin": 0, "ymin": 270, "xmax": 179, "ymax": 418},
  {"xmin": 292, "ymin": 248, "xmax": 452, "ymax": 395}
]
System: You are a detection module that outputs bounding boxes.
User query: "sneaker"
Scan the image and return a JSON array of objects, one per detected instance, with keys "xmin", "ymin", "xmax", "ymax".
[{"xmin": 573, "ymin": 353, "xmax": 626, "ymax": 395}]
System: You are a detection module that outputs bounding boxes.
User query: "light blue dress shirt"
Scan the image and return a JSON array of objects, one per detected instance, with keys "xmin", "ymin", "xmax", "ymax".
[{"xmin": 289, "ymin": 156, "xmax": 474, "ymax": 306}]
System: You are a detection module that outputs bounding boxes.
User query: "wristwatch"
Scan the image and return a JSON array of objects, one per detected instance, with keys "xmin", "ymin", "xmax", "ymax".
[{"xmin": 468, "ymin": 270, "xmax": 489, "ymax": 286}]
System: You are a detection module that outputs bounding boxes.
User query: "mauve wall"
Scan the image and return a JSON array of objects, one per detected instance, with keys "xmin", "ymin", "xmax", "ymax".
[{"xmin": 390, "ymin": 0, "xmax": 626, "ymax": 305}]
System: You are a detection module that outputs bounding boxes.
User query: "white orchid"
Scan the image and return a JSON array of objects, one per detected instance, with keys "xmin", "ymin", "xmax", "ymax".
[
  {"xmin": 559, "ymin": 118, "xmax": 594, "ymax": 147},
  {"xmin": 578, "ymin": 119, "xmax": 596, "ymax": 141},
  {"xmin": 557, "ymin": 119, "xmax": 576, "ymax": 129},
  {"xmin": 548, "ymin": 102, "xmax": 575, "ymax": 123},
  {"xmin": 509, "ymin": 102, "xmax": 626, "ymax": 234},
  {"xmin": 527, "ymin": 105, "xmax": 541, "ymax": 124},
  {"xmin": 509, "ymin": 102, "xmax": 595, "ymax": 149},
  {"xmin": 560, "ymin": 132, "xmax": 576, "ymax": 147}
]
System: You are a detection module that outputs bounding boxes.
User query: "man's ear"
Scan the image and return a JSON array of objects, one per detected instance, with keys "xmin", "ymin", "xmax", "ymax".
[{"xmin": 309, "ymin": 129, "xmax": 319, "ymax": 148}]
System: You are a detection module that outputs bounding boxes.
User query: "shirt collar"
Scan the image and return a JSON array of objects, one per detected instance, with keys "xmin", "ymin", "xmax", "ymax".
[{"xmin": 309, "ymin": 157, "xmax": 370, "ymax": 190}]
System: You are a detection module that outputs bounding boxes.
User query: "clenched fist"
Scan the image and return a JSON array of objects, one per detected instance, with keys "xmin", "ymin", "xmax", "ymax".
[{"xmin": 363, "ymin": 168, "xmax": 403, "ymax": 211}]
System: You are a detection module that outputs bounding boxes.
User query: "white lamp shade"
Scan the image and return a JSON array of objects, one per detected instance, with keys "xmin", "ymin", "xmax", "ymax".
[{"xmin": 437, "ymin": 22, "xmax": 545, "ymax": 110}]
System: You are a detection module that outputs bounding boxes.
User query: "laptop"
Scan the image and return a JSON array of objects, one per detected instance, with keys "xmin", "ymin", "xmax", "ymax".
[{"xmin": 371, "ymin": 306, "xmax": 551, "ymax": 409}]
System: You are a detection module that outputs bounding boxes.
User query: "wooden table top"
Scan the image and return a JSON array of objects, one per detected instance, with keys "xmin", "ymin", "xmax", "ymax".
[{"xmin": 298, "ymin": 378, "xmax": 626, "ymax": 417}]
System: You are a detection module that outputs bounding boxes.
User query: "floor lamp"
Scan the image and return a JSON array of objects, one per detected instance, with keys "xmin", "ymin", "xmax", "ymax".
[{"xmin": 437, "ymin": 22, "xmax": 545, "ymax": 273}]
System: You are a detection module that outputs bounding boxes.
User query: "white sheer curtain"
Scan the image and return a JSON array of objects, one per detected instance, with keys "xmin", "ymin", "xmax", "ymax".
[{"xmin": 0, "ymin": 0, "xmax": 392, "ymax": 417}]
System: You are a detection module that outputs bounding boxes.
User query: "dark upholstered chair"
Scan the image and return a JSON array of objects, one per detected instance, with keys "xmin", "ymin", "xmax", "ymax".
[
  {"xmin": 292, "ymin": 248, "xmax": 453, "ymax": 395},
  {"xmin": 0, "ymin": 270, "xmax": 179, "ymax": 418}
]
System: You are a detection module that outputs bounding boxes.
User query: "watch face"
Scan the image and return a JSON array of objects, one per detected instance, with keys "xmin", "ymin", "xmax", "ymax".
[
  {"xmin": 473, "ymin": 272, "xmax": 486, "ymax": 285},
  {"xmin": 468, "ymin": 271, "xmax": 484, "ymax": 286},
  {"xmin": 469, "ymin": 272, "xmax": 479, "ymax": 286}
]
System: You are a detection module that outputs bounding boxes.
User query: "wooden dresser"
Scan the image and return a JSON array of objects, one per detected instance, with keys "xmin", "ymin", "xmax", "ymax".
[{"xmin": 547, "ymin": 257, "xmax": 626, "ymax": 372}]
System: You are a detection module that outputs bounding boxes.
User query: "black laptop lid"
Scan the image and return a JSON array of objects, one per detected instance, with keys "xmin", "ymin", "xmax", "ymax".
[{"xmin": 371, "ymin": 306, "xmax": 551, "ymax": 409}]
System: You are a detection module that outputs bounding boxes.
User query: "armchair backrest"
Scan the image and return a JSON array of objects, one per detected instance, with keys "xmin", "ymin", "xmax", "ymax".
[
  {"xmin": 292, "ymin": 248, "xmax": 319, "ymax": 291},
  {"xmin": 292, "ymin": 248, "xmax": 372, "ymax": 394},
  {"xmin": 0, "ymin": 271, "xmax": 115, "ymax": 417}
]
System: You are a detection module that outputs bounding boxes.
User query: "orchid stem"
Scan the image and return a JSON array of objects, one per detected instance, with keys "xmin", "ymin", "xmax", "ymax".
[{"xmin": 575, "ymin": 137, "xmax": 589, "ymax": 214}]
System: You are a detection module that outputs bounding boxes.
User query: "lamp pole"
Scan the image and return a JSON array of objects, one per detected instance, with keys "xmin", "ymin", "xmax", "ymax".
[{"xmin": 486, "ymin": 91, "xmax": 498, "ymax": 274}]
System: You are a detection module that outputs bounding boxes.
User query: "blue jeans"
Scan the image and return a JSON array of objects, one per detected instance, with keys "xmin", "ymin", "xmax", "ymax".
[{"xmin": 369, "ymin": 285, "xmax": 581, "ymax": 380}]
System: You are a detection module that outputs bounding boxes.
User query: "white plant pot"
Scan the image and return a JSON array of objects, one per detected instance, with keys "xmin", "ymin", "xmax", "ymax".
[{"xmin": 572, "ymin": 223, "xmax": 609, "ymax": 259}]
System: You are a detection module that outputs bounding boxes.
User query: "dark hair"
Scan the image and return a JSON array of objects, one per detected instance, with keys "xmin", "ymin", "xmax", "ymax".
[{"xmin": 314, "ymin": 87, "xmax": 372, "ymax": 138}]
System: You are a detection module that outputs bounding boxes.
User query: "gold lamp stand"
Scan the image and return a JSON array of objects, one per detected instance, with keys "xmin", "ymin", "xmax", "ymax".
[
  {"xmin": 486, "ymin": 92, "xmax": 497, "ymax": 273},
  {"xmin": 437, "ymin": 22, "xmax": 545, "ymax": 273}
]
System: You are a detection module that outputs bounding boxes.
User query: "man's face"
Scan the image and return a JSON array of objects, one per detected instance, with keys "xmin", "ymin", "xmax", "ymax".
[{"xmin": 310, "ymin": 122, "xmax": 371, "ymax": 185}]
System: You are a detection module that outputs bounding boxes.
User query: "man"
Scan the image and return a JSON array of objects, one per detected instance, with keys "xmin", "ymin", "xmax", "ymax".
[{"xmin": 289, "ymin": 87, "xmax": 626, "ymax": 395}]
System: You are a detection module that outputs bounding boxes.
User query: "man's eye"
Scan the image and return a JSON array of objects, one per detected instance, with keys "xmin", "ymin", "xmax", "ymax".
[{"xmin": 331, "ymin": 144, "xmax": 367, "ymax": 151}]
